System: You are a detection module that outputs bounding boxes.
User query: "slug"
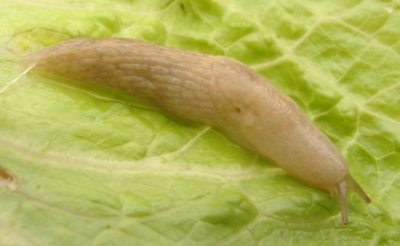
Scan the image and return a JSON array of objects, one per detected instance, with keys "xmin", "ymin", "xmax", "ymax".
[{"xmin": 23, "ymin": 38, "xmax": 370, "ymax": 225}]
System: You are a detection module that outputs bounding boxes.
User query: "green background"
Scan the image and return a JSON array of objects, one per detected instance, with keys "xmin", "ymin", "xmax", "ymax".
[{"xmin": 1, "ymin": 0, "xmax": 400, "ymax": 245}]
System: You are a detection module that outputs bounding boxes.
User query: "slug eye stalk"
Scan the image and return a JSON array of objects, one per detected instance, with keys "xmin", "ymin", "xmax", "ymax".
[{"xmin": 332, "ymin": 174, "xmax": 370, "ymax": 225}]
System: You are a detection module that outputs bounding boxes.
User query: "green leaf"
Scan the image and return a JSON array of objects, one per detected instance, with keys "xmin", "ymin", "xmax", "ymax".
[{"xmin": 1, "ymin": 0, "xmax": 400, "ymax": 245}]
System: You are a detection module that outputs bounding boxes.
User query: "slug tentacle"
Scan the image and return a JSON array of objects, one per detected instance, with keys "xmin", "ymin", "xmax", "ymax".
[
  {"xmin": 23, "ymin": 38, "xmax": 370, "ymax": 225},
  {"xmin": 336, "ymin": 181, "xmax": 349, "ymax": 225},
  {"xmin": 347, "ymin": 174, "xmax": 371, "ymax": 203}
]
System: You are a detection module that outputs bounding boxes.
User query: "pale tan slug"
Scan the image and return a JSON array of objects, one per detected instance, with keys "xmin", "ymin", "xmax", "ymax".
[{"xmin": 23, "ymin": 38, "xmax": 370, "ymax": 225}]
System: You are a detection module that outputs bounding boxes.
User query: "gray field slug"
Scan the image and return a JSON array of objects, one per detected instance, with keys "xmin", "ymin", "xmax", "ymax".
[{"xmin": 23, "ymin": 38, "xmax": 370, "ymax": 225}]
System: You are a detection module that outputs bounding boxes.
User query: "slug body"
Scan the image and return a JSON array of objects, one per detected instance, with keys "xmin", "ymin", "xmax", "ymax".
[{"xmin": 24, "ymin": 38, "xmax": 370, "ymax": 224}]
